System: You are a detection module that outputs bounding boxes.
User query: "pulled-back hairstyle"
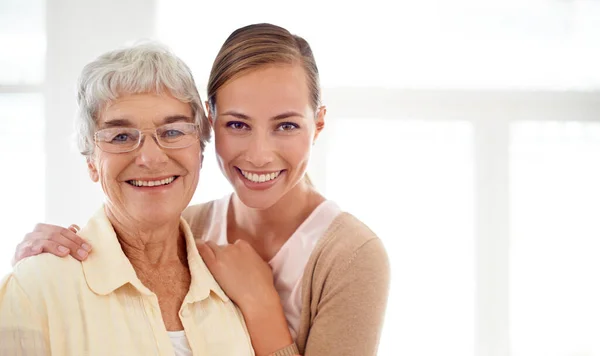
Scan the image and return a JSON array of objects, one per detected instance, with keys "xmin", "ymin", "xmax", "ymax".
[
  {"xmin": 207, "ymin": 23, "xmax": 321, "ymax": 116},
  {"xmin": 76, "ymin": 41, "xmax": 210, "ymax": 156}
]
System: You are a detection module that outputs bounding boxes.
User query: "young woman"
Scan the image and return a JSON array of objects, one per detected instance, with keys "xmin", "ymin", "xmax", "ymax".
[{"xmin": 13, "ymin": 23, "xmax": 390, "ymax": 356}]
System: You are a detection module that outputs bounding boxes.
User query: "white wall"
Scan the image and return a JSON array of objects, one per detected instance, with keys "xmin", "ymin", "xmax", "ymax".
[
  {"xmin": 2, "ymin": 1, "xmax": 600, "ymax": 355},
  {"xmin": 44, "ymin": 0, "xmax": 157, "ymax": 226}
]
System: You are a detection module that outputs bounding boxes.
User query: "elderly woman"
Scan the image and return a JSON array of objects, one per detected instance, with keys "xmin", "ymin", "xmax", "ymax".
[{"xmin": 0, "ymin": 43, "xmax": 254, "ymax": 355}]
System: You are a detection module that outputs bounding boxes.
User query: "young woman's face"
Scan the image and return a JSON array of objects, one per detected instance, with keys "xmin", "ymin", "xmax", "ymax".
[{"xmin": 212, "ymin": 64, "xmax": 325, "ymax": 209}]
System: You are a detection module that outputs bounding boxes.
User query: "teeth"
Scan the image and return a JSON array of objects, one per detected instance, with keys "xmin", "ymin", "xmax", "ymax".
[
  {"xmin": 240, "ymin": 170, "xmax": 281, "ymax": 183},
  {"xmin": 129, "ymin": 176, "xmax": 176, "ymax": 187}
]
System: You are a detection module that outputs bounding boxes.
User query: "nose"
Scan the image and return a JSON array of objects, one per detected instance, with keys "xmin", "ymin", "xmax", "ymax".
[
  {"xmin": 135, "ymin": 134, "xmax": 169, "ymax": 169},
  {"xmin": 244, "ymin": 132, "xmax": 274, "ymax": 168}
]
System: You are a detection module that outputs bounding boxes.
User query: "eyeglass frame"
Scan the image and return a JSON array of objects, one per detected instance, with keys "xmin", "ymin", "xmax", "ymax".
[{"xmin": 93, "ymin": 122, "xmax": 201, "ymax": 154}]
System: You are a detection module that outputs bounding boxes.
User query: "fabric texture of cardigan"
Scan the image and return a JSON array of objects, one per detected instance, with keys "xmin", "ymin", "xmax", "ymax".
[{"xmin": 183, "ymin": 201, "xmax": 390, "ymax": 356}]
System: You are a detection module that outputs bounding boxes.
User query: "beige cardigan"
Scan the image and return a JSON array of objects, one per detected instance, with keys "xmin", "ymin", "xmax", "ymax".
[{"xmin": 183, "ymin": 201, "xmax": 390, "ymax": 355}]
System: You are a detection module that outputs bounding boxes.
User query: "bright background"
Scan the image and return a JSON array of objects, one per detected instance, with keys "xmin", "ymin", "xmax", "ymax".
[{"xmin": 1, "ymin": 1, "xmax": 600, "ymax": 355}]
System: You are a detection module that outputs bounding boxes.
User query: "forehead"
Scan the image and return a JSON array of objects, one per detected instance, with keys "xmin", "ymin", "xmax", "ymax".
[
  {"xmin": 216, "ymin": 64, "xmax": 311, "ymax": 114},
  {"xmin": 98, "ymin": 92, "xmax": 192, "ymax": 126}
]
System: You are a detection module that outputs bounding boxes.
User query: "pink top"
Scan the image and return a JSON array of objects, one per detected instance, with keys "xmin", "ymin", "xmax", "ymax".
[{"xmin": 203, "ymin": 194, "xmax": 342, "ymax": 339}]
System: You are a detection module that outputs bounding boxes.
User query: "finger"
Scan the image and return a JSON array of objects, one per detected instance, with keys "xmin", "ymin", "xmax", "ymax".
[
  {"xmin": 198, "ymin": 243, "xmax": 222, "ymax": 275},
  {"xmin": 31, "ymin": 223, "xmax": 65, "ymax": 235},
  {"xmin": 28, "ymin": 224, "xmax": 92, "ymax": 252},
  {"xmin": 13, "ymin": 239, "xmax": 72, "ymax": 266},
  {"xmin": 59, "ymin": 227, "xmax": 92, "ymax": 252},
  {"xmin": 233, "ymin": 239, "xmax": 252, "ymax": 249},
  {"xmin": 12, "ymin": 241, "xmax": 44, "ymax": 266},
  {"xmin": 233, "ymin": 239, "xmax": 259, "ymax": 256},
  {"xmin": 29, "ymin": 231, "xmax": 89, "ymax": 261},
  {"xmin": 204, "ymin": 241, "xmax": 223, "ymax": 255},
  {"xmin": 33, "ymin": 240, "xmax": 71, "ymax": 257},
  {"xmin": 197, "ymin": 242, "xmax": 217, "ymax": 264},
  {"xmin": 68, "ymin": 224, "xmax": 80, "ymax": 233},
  {"xmin": 46, "ymin": 231, "xmax": 91, "ymax": 260}
]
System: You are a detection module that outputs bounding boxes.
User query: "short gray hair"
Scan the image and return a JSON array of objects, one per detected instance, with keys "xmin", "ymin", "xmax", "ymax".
[{"xmin": 76, "ymin": 41, "xmax": 210, "ymax": 156}]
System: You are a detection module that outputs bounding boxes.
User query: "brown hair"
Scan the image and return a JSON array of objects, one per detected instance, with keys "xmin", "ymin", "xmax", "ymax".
[
  {"xmin": 207, "ymin": 23, "xmax": 321, "ymax": 116},
  {"xmin": 208, "ymin": 23, "xmax": 320, "ymax": 187}
]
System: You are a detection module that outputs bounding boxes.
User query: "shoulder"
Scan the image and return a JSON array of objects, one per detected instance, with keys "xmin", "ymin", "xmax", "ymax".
[
  {"xmin": 316, "ymin": 212, "xmax": 388, "ymax": 270},
  {"xmin": 182, "ymin": 200, "xmax": 217, "ymax": 237},
  {"xmin": 3, "ymin": 254, "xmax": 83, "ymax": 303},
  {"xmin": 297, "ymin": 212, "xmax": 391, "ymax": 353},
  {"xmin": 182, "ymin": 200, "xmax": 215, "ymax": 223},
  {"xmin": 304, "ymin": 212, "xmax": 390, "ymax": 292}
]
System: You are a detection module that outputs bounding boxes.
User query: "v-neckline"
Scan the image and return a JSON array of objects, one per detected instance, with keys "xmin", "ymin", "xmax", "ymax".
[{"xmin": 218, "ymin": 194, "xmax": 332, "ymax": 264}]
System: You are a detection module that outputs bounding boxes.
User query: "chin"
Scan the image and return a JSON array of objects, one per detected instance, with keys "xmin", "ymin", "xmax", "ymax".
[
  {"xmin": 130, "ymin": 203, "xmax": 182, "ymax": 224},
  {"xmin": 234, "ymin": 188, "xmax": 282, "ymax": 211}
]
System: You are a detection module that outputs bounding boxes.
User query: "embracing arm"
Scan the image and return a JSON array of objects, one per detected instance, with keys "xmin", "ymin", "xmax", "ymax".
[
  {"xmin": 198, "ymin": 240, "xmax": 297, "ymax": 356},
  {"xmin": 301, "ymin": 238, "xmax": 390, "ymax": 356},
  {"xmin": 236, "ymin": 289, "xmax": 297, "ymax": 356},
  {"xmin": 12, "ymin": 223, "xmax": 92, "ymax": 265},
  {"xmin": 186, "ymin": 202, "xmax": 299, "ymax": 355}
]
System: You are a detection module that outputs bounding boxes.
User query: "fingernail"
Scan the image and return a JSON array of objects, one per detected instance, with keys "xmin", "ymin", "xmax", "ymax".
[
  {"xmin": 58, "ymin": 246, "xmax": 69, "ymax": 254},
  {"xmin": 81, "ymin": 243, "xmax": 92, "ymax": 252},
  {"xmin": 77, "ymin": 249, "xmax": 88, "ymax": 258},
  {"xmin": 32, "ymin": 245, "xmax": 42, "ymax": 253}
]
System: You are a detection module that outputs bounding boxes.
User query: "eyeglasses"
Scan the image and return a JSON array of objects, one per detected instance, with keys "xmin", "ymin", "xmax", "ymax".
[{"xmin": 94, "ymin": 122, "xmax": 200, "ymax": 153}]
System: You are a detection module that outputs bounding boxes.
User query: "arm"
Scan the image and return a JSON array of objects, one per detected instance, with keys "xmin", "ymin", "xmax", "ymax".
[
  {"xmin": 12, "ymin": 223, "xmax": 92, "ymax": 265},
  {"xmin": 198, "ymin": 240, "xmax": 296, "ymax": 356},
  {"xmin": 303, "ymin": 238, "xmax": 390, "ymax": 356},
  {"xmin": 237, "ymin": 289, "xmax": 296, "ymax": 356},
  {"xmin": 0, "ymin": 274, "xmax": 51, "ymax": 355},
  {"xmin": 16, "ymin": 202, "xmax": 207, "ymax": 264}
]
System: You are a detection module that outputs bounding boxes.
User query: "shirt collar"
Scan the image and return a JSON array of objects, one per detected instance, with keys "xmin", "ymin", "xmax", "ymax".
[{"xmin": 80, "ymin": 206, "xmax": 229, "ymax": 303}]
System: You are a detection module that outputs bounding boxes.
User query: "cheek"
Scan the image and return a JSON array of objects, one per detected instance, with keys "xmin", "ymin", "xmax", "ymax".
[
  {"xmin": 214, "ymin": 131, "xmax": 239, "ymax": 163},
  {"xmin": 94, "ymin": 160, "xmax": 123, "ymax": 203},
  {"xmin": 278, "ymin": 134, "xmax": 313, "ymax": 165},
  {"xmin": 98, "ymin": 158, "xmax": 127, "ymax": 187},
  {"xmin": 180, "ymin": 146, "xmax": 202, "ymax": 174},
  {"xmin": 191, "ymin": 154, "xmax": 202, "ymax": 178}
]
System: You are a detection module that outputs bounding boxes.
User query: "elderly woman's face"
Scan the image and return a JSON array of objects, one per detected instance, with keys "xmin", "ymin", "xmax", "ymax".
[{"xmin": 87, "ymin": 93, "xmax": 201, "ymax": 225}]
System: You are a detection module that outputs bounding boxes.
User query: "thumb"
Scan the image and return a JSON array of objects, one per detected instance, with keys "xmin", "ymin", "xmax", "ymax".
[{"xmin": 197, "ymin": 241, "xmax": 217, "ymax": 268}]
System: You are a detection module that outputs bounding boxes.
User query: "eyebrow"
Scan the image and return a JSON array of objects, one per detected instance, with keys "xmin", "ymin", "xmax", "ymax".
[
  {"xmin": 100, "ymin": 115, "xmax": 193, "ymax": 128},
  {"xmin": 162, "ymin": 115, "xmax": 194, "ymax": 124},
  {"xmin": 220, "ymin": 110, "xmax": 304, "ymax": 121},
  {"xmin": 101, "ymin": 119, "xmax": 133, "ymax": 128}
]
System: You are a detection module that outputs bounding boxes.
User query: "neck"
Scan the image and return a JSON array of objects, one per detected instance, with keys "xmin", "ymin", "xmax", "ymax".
[
  {"xmin": 105, "ymin": 206, "xmax": 186, "ymax": 267},
  {"xmin": 230, "ymin": 181, "xmax": 325, "ymax": 245}
]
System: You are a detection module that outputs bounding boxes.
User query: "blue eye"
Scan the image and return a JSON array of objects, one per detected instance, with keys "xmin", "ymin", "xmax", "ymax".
[
  {"xmin": 111, "ymin": 133, "xmax": 134, "ymax": 143},
  {"xmin": 163, "ymin": 129, "xmax": 184, "ymax": 138}
]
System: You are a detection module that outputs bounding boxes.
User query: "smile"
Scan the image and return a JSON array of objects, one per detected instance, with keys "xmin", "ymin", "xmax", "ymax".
[
  {"xmin": 238, "ymin": 169, "xmax": 282, "ymax": 183},
  {"xmin": 126, "ymin": 176, "xmax": 178, "ymax": 187}
]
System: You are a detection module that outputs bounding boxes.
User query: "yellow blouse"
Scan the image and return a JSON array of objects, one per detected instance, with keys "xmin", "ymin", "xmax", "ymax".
[{"xmin": 0, "ymin": 207, "xmax": 254, "ymax": 356}]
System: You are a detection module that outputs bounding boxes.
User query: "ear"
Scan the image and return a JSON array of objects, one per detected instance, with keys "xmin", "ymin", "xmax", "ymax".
[
  {"xmin": 313, "ymin": 106, "xmax": 326, "ymax": 142},
  {"xmin": 87, "ymin": 157, "xmax": 100, "ymax": 182},
  {"xmin": 205, "ymin": 101, "xmax": 214, "ymax": 127}
]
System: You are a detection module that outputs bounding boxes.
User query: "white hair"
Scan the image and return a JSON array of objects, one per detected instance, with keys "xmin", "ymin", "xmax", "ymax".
[{"xmin": 76, "ymin": 41, "xmax": 210, "ymax": 156}]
